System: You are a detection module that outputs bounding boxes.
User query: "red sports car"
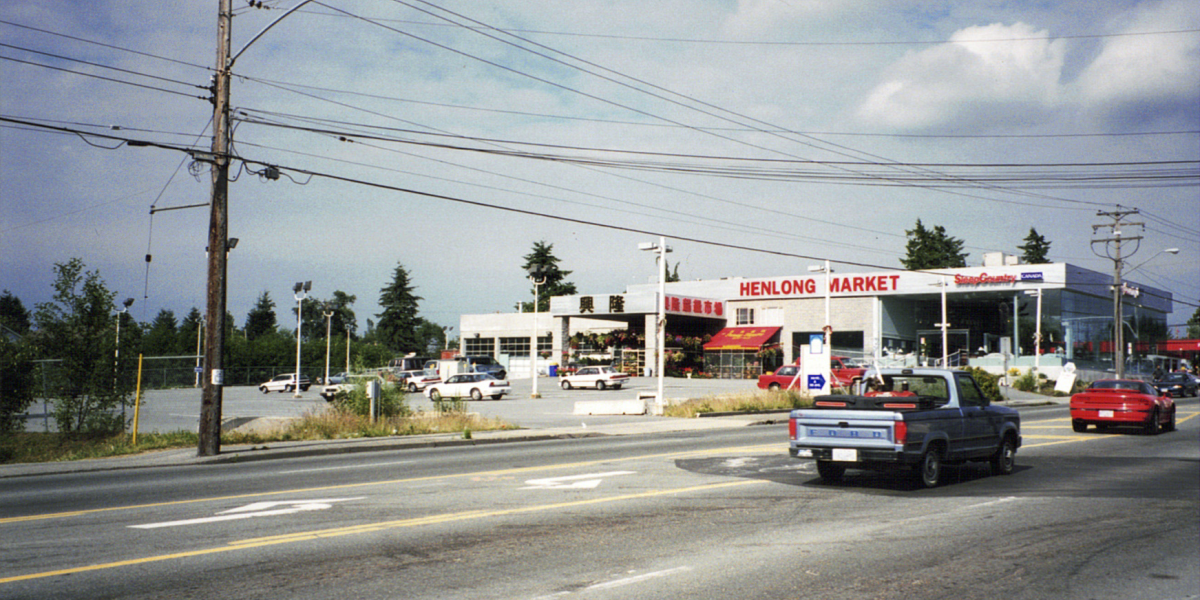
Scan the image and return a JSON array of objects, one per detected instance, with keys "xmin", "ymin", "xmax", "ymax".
[{"xmin": 1069, "ymin": 379, "xmax": 1176, "ymax": 434}]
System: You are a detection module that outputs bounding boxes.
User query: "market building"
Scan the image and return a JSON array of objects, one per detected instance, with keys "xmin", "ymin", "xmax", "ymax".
[{"xmin": 460, "ymin": 255, "xmax": 1174, "ymax": 380}]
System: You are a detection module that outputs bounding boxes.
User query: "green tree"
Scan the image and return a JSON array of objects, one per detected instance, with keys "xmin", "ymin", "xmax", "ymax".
[
  {"xmin": 521, "ymin": 241, "xmax": 578, "ymax": 312},
  {"xmin": 300, "ymin": 291, "xmax": 358, "ymax": 340},
  {"xmin": 244, "ymin": 291, "xmax": 277, "ymax": 341},
  {"xmin": 1018, "ymin": 227, "xmax": 1052, "ymax": 264},
  {"xmin": 665, "ymin": 260, "xmax": 681, "ymax": 283},
  {"xmin": 177, "ymin": 307, "xmax": 203, "ymax": 356},
  {"xmin": 376, "ymin": 263, "xmax": 423, "ymax": 353},
  {"xmin": 32, "ymin": 259, "xmax": 131, "ymax": 435},
  {"xmin": 1187, "ymin": 307, "xmax": 1200, "ymax": 339},
  {"xmin": 142, "ymin": 309, "xmax": 179, "ymax": 356},
  {"xmin": 0, "ymin": 290, "xmax": 31, "ymax": 334},
  {"xmin": 900, "ymin": 219, "xmax": 968, "ymax": 270},
  {"xmin": 1, "ymin": 292, "xmax": 35, "ymax": 431}
]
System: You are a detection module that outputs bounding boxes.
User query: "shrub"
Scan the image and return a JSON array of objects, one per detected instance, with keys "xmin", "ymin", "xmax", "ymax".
[
  {"xmin": 329, "ymin": 380, "xmax": 410, "ymax": 418},
  {"xmin": 1012, "ymin": 370, "xmax": 1038, "ymax": 392},
  {"xmin": 964, "ymin": 367, "xmax": 1002, "ymax": 402}
]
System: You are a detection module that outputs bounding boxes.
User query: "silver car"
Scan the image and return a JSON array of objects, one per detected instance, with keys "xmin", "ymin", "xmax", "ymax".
[{"xmin": 425, "ymin": 373, "xmax": 511, "ymax": 401}]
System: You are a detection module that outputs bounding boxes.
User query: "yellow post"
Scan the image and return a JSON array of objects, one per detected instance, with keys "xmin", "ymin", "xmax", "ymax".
[{"xmin": 132, "ymin": 354, "xmax": 144, "ymax": 445}]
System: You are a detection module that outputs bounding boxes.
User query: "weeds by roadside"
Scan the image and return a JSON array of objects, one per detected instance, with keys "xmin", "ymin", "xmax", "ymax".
[
  {"xmin": 664, "ymin": 389, "xmax": 814, "ymax": 418},
  {"xmin": 0, "ymin": 410, "xmax": 516, "ymax": 465}
]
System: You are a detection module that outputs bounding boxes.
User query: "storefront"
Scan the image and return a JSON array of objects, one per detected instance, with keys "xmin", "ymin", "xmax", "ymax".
[{"xmin": 462, "ymin": 256, "xmax": 1172, "ymax": 379}]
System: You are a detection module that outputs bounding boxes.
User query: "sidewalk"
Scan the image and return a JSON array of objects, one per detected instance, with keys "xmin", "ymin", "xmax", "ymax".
[
  {"xmin": 0, "ymin": 380, "xmax": 1066, "ymax": 479},
  {"xmin": 0, "ymin": 413, "xmax": 778, "ymax": 479}
]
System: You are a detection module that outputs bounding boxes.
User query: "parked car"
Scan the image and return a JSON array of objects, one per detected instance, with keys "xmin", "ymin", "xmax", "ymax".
[
  {"xmin": 1151, "ymin": 372, "xmax": 1198, "ymax": 397},
  {"xmin": 259, "ymin": 373, "xmax": 310, "ymax": 393},
  {"xmin": 560, "ymin": 366, "xmax": 630, "ymax": 390},
  {"xmin": 1070, "ymin": 379, "xmax": 1176, "ymax": 434},
  {"xmin": 758, "ymin": 364, "xmax": 803, "ymax": 391},
  {"xmin": 398, "ymin": 368, "xmax": 441, "ymax": 393},
  {"xmin": 461, "ymin": 355, "xmax": 507, "ymax": 380},
  {"xmin": 425, "ymin": 372, "xmax": 511, "ymax": 401},
  {"xmin": 321, "ymin": 372, "xmax": 351, "ymax": 385}
]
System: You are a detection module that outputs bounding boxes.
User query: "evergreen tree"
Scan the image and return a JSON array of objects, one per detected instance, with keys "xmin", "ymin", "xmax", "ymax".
[
  {"xmin": 376, "ymin": 263, "xmax": 423, "ymax": 353},
  {"xmin": 143, "ymin": 309, "xmax": 179, "ymax": 356},
  {"xmin": 244, "ymin": 291, "xmax": 277, "ymax": 341},
  {"xmin": 0, "ymin": 290, "xmax": 31, "ymax": 334},
  {"xmin": 900, "ymin": 219, "xmax": 968, "ymax": 270},
  {"xmin": 1187, "ymin": 307, "xmax": 1200, "ymax": 340},
  {"xmin": 521, "ymin": 241, "xmax": 578, "ymax": 312},
  {"xmin": 177, "ymin": 307, "xmax": 203, "ymax": 355},
  {"xmin": 1018, "ymin": 227, "xmax": 1052, "ymax": 264}
]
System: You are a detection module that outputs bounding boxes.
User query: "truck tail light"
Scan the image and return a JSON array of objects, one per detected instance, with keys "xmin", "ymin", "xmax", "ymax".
[
  {"xmin": 789, "ymin": 418, "xmax": 797, "ymax": 440},
  {"xmin": 894, "ymin": 421, "xmax": 907, "ymax": 445}
]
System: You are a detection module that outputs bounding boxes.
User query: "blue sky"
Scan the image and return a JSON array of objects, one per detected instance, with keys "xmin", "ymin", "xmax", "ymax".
[{"xmin": 2, "ymin": 0, "xmax": 1197, "ymax": 334}]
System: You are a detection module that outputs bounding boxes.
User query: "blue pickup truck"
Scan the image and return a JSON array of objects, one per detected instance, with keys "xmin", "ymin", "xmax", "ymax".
[{"xmin": 788, "ymin": 368, "xmax": 1021, "ymax": 488}]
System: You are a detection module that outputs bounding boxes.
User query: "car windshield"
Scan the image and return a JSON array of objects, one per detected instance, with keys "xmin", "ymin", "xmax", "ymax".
[
  {"xmin": 1092, "ymin": 380, "xmax": 1146, "ymax": 391},
  {"xmin": 1159, "ymin": 374, "xmax": 1187, "ymax": 383},
  {"xmin": 469, "ymin": 357, "xmax": 498, "ymax": 365}
]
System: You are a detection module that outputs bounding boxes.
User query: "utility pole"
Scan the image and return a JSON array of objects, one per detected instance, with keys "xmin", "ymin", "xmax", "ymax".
[
  {"xmin": 199, "ymin": 0, "xmax": 232, "ymax": 456},
  {"xmin": 1091, "ymin": 207, "xmax": 1143, "ymax": 380}
]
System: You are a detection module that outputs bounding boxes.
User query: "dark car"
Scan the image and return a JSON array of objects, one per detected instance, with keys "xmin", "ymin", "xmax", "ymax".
[{"xmin": 1152, "ymin": 373, "xmax": 1198, "ymax": 398}]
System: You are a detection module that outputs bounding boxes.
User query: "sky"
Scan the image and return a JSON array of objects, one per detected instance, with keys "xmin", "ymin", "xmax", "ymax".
[{"xmin": 2, "ymin": 0, "xmax": 1198, "ymax": 336}]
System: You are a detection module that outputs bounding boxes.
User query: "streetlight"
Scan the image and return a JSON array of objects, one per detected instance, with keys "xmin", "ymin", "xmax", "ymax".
[
  {"xmin": 528, "ymin": 265, "xmax": 548, "ymax": 398},
  {"xmin": 114, "ymin": 297, "xmax": 134, "ymax": 420},
  {"xmin": 639, "ymin": 238, "xmax": 671, "ymax": 410},
  {"xmin": 807, "ymin": 260, "xmax": 833, "ymax": 346},
  {"xmin": 293, "ymin": 280, "xmax": 311, "ymax": 398},
  {"xmin": 323, "ymin": 304, "xmax": 335, "ymax": 385}
]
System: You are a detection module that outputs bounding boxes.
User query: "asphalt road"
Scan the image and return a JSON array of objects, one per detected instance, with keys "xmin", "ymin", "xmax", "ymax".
[{"xmin": 2, "ymin": 399, "xmax": 1197, "ymax": 600}]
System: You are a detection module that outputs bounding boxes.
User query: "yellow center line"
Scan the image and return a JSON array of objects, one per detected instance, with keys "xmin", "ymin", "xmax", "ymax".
[
  {"xmin": 0, "ymin": 480, "xmax": 765, "ymax": 584},
  {"xmin": 0, "ymin": 443, "xmax": 785, "ymax": 525}
]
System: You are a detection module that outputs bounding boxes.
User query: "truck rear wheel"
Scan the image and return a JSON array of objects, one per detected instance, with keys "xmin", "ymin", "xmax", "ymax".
[
  {"xmin": 815, "ymin": 461, "xmax": 845, "ymax": 482},
  {"xmin": 917, "ymin": 447, "xmax": 942, "ymax": 488}
]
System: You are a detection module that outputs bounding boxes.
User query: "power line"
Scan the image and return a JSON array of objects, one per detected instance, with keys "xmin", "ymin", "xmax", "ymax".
[
  {"xmin": 0, "ymin": 55, "xmax": 207, "ymax": 100},
  {"xmin": 294, "ymin": 10, "xmax": 1200, "ymax": 47},
  {"xmin": 239, "ymin": 74, "xmax": 1199, "ymax": 140},
  {"xmin": 0, "ymin": 18, "xmax": 210, "ymax": 71}
]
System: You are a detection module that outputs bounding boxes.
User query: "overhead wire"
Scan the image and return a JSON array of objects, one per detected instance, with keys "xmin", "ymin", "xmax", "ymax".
[{"xmin": 393, "ymin": 0, "xmax": 1119, "ymax": 210}]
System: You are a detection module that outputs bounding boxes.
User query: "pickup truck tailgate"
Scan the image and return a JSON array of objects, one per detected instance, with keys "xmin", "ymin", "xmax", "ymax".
[{"xmin": 790, "ymin": 409, "xmax": 903, "ymax": 451}]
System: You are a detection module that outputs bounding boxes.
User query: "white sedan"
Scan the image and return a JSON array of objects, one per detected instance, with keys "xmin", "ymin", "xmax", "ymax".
[
  {"xmin": 559, "ymin": 366, "xmax": 630, "ymax": 390},
  {"xmin": 425, "ymin": 373, "xmax": 511, "ymax": 401}
]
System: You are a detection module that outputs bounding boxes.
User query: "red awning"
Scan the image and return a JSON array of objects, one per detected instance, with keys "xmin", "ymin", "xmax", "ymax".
[{"xmin": 703, "ymin": 326, "xmax": 781, "ymax": 350}]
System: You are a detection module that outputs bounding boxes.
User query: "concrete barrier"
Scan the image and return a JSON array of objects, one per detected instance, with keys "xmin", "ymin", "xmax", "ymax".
[{"xmin": 573, "ymin": 399, "xmax": 647, "ymax": 415}]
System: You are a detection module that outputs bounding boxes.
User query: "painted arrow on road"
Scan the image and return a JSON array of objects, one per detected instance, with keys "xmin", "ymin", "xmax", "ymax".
[
  {"xmin": 521, "ymin": 471, "xmax": 635, "ymax": 490},
  {"xmin": 130, "ymin": 497, "xmax": 364, "ymax": 529}
]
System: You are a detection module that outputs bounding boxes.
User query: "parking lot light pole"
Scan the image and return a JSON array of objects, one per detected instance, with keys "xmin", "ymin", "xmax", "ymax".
[
  {"xmin": 528, "ymin": 266, "xmax": 548, "ymax": 398},
  {"xmin": 639, "ymin": 238, "xmax": 671, "ymax": 408},
  {"xmin": 323, "ymin": 305, "xmax": 334, "ymax": 385},
  {"xmin": 293, "ymin": 281, "xmax": 311, "ymax": 398}
]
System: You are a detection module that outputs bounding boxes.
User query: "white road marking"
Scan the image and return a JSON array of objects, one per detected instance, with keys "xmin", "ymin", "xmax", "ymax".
[
  {"xmin": 586, "ymin": 566, "xmax": 694, "ymax": 590},
  {"xmin": 521, "ymin": 471, "xmax": 635, "ymax": 489},
  {"xmin": 129, "ymin": 497, "xmax": 364, "ymax": 529},
  {"xmin": 279, "ymin": 461, "xmax": 414, "ymax": 474}
]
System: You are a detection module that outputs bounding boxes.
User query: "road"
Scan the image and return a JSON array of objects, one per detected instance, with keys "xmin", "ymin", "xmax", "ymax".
[{"xmin": 2, "ymin": 399, "xmax": 1197, "ymax": 599}]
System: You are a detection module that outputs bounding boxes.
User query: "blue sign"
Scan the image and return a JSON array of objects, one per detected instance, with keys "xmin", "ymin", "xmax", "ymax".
[
  {"xmin": 1020, "ymin": 272, "xmax": 1043, "ymax": 281},
  {"xmin": 807, "ymin": 374, "xmax": 826, "ymax": 390}
]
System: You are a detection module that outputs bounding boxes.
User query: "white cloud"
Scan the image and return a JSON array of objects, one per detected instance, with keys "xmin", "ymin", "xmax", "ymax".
[
  {"xmin": 1071, "ymin": 0, "xmax": 1200, "ymax": 125},
  {"xmin": 856, "ymin": 22, "xmax": 1067, "ymax": 130}
]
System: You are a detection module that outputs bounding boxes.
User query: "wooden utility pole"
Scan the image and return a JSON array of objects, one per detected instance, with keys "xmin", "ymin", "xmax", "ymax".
[
  {"xmin": 199, "ymin": 0, "xmax": 233, "ymax": 456},
  {"xmin": 1091, "ymin": 207, "xmax": 1143, "ymax": 380}
]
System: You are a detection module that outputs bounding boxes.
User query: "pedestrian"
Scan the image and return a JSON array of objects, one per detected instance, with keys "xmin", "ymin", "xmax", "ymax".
[{"xmin": 1152, "ymin": 365, "xmax": 1164, "ymax": 381}]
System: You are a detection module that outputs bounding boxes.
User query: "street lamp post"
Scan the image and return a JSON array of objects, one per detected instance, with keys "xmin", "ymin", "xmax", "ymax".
[
  {"xmin": 640, "ymin": 238, "xmax": 671, "ymax": 409},
  {"xmin": 293, "ymin": 281, "xmax": 311, "ymax": 398},
  {"xmin": 323, "ymin": 305, "xmax": 334, "ymax": 385},
  {"xmin": 114, "ymin": 298, "xmax": 134, "ymax": 418},
  {"xmin": 528, "ymin": 266, "xmax": 548, "ymax": 398}
]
